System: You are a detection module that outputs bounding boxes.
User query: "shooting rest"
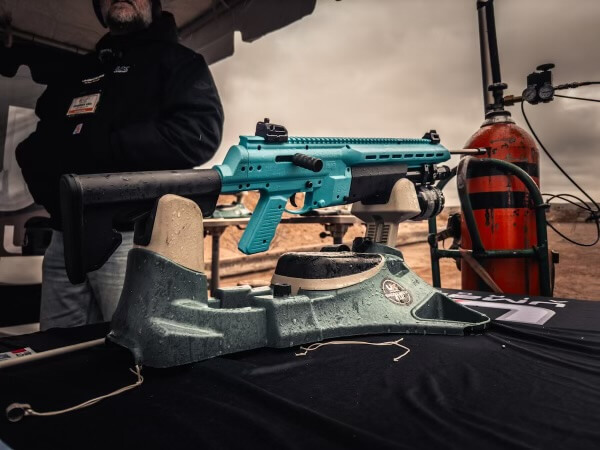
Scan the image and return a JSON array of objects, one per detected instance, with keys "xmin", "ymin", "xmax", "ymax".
[{"xmin": 108, "ymin": 182, "xmax": 489, "ymax": 368}]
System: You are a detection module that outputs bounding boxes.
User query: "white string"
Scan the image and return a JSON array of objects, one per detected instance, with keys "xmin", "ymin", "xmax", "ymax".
[
  {"xmin": 295, "ymin": 338, "xmax": 411, "ymax": 362},
  {"xmin": 6, "ymin": 365, "xmax": 143, "ymax": 422}
]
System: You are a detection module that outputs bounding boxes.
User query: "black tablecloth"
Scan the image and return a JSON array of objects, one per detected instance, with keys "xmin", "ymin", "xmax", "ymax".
[{"xmin": 1, "ymin": 289, "xmax": 599, "ymax": 450}]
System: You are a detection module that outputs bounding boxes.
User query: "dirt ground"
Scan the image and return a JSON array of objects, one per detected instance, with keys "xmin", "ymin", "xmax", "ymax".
[
  {"xmin": 210, "ymin": 203, "xmax": 599, "ymax": 301},
  {"xmin": 545, "ymin": 223, "xmax": 600, "ymax": 300}
]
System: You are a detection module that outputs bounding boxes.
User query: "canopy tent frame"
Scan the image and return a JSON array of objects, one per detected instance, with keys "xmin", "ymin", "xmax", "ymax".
[{"xmin": 0, "ymin": 0, "xmax": 317, "ymax": 64}]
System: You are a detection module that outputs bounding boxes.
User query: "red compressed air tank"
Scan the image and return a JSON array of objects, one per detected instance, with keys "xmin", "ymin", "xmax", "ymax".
[{"xmin": 460, "ymin": 116, "xmax": 541, "ymax": 295}]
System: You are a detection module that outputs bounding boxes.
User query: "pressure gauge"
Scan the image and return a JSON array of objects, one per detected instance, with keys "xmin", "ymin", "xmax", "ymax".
[
  {"xmin": 538, "ymin": 83, "xmax": 555, "ymax": 102},
  {"xmin": 522, "ymin": 86, "xmax": 539, "ymax": 104}
]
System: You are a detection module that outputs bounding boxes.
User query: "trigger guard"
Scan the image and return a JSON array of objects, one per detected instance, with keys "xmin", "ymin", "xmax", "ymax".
[
  {"xmin": 285, "ymin": 191, "xmax": 314, "ymax": 215},
  {"xmin": 284, "ymin": 206, "xmax": 312, "ymax": 215}
]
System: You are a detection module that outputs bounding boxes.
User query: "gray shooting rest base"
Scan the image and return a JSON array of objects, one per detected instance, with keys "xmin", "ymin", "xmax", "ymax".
[
  {"xmin": 107, "ymin": 192, "xmax": 489, "ymax": 368},
  {"xmin": 108, "ymin": 242, "xmax": 490, "ymax": 368}
]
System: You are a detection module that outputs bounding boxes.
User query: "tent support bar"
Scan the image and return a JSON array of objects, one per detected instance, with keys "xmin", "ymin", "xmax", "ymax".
[{"xmin": 0, "ymin": 25, "xmax": 88, "ymax": 54}]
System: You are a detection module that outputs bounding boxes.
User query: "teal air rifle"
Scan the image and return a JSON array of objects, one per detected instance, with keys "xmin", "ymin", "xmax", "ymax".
[{"xmin": 61, "ymin": 120, "xmax": 458, "ymax": 284}]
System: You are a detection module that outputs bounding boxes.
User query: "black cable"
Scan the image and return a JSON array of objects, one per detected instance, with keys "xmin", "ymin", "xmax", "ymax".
[
  {"xmin": 544, "ymin": 193, "xmax": 590, "ymax": 210},
  {"xmin": 520, "ymin": 100, "xmax": 600, "ymax": 246},
  {"xmin": 555, "ymin": 94, "xmax": 600, "ymax": 103},
  {"xmin": 555, "ymin": 81, "xmax": 600, "ymax": 90},
  {"xmin": 520, "ymin": 101, "xmax": 600, "ymax": 211},
  {"xmin": 542, "ymin": 193, "xmax": 600, "ymax": 246}
]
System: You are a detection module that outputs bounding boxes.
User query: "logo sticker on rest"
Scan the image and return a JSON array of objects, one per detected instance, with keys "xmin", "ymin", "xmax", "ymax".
[{"xmin": 382, "ymin": 279, "xmax": 413, "ymax": 306}]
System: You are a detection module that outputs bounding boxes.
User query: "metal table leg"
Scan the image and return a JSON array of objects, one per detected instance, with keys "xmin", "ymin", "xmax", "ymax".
[
  {"xmin": 210, "ymin": 227, "xmax": 225, "ymax": 296},
  {"xmin": 325, "ymin": 223, "xmax": 350, "ymax": 245}
]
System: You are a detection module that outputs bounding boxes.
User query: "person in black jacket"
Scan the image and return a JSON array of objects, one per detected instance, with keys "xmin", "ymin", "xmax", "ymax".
[{"xmin": 0, "ymin": 0, "xmax": 224, "ymax": 329}]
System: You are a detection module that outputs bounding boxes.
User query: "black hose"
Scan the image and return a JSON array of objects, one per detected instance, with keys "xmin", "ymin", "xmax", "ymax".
[
  {"xmin": 520, "ymin": 101, "xmax": 600, "ymax": 247},
  {"xmin": 555, "ymin": 94, "xmax": 600, "ymax": 103}
]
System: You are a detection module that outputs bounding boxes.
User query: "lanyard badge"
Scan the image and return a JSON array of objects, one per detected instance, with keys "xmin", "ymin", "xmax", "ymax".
[{"xmin": 67, "ymin": 93, "xmax": 101, "ymax": 116}]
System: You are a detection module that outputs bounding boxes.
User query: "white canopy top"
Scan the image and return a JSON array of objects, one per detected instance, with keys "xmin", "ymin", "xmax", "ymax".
[{"xmin": 0, "ymin": 0, "xmax": 316, "ymax": 63}]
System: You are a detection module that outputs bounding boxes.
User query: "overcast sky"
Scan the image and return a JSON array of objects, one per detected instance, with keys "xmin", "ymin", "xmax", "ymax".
[{"xmin": 208, "ymin": 0, "xmax": 600, "ymax": 206}]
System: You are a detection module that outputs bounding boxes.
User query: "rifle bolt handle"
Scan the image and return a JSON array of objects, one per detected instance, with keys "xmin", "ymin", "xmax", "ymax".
[{"xmin": 292, "ymin": 153, "xmax": 323, "ymax": 172}]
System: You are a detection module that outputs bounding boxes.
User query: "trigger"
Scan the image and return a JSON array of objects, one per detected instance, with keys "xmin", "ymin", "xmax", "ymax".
[{"xmin": 289, "ymin": 193, "xmax": 298, "ymax": 207}]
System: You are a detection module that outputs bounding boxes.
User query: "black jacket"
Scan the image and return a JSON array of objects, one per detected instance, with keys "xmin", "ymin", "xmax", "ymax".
[{"xmin": 3, "ymin": 13, "xmax": 224, "ymax": 228}]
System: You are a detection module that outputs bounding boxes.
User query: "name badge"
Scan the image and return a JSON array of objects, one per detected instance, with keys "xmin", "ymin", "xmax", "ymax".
[{"xmin": 67, "ymin": 93, "xmax": 101, "ymax": 116}]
